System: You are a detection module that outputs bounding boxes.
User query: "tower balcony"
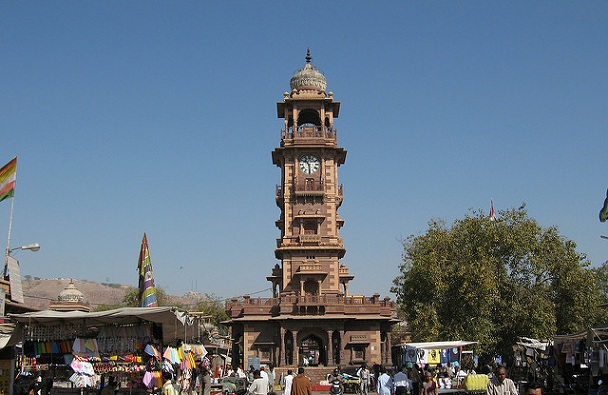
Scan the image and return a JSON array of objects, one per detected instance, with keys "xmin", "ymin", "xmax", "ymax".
[
  {"xmin": 280, "ymin": 126, "xmax": 338, "ymax": 147},
  {"xmin": 294, "ymin": 180, "xmax": 324, "ymax": 196},
  {"xmin": 225, "ymin": 293, "xmax": 395, "ymax": 318},
  {"xmin": 298, "ymin": 234, "xmax": 321, "ymax": 244},
  {"xmin": 297, "ymin": 263, "xmax": 324, "ymax": 273}
]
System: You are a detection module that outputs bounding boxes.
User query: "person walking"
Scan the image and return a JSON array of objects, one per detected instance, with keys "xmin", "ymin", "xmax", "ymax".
[
  {"xmin": 248, "ymin": 370, "xmax": 269, "ymax": 395},
  {"xmin": 408, "ymin": 366, "xmax": 421, "ymax": 395},
  {"xmin": 393, "ymin": 367, "xmax": 412, "ymax": 395},
  {"xmin": 162, "ymin": 372, "xmax": 179, "ymax": 395},
  {"xmin": 100, "ymin": 376, "xmax": 117, "ymax": 395},
  {"xmin": 199, "ymin": 358, "xmax": 211, "ymax": 395},
  {"xmin": 376, "ymin": 366, "xmax": 393, "ymax": 395},
  {"xmin": 283, "ymin": 369, "xmax": 294, "ymax": 395},
  {"xmin": 421, "ymin": 372, "xmax": 437, "ymax": 395},
  {"xmin": 268, "ymin": 364, "xmax": 276, "ymax": 393},
  {"xmin": 357, "ymin": 363, "xmax": 371, "ymax": 395},
  {"xmin": 487, "ymin": 367, "xmax": 517, "ymax": 395},
  {"xmin": 291, "ymin": 367, "xmax": 312, "ymax": 395}
]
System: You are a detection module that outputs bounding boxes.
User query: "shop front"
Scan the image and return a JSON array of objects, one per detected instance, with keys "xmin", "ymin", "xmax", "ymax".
[{"xmin": 8, "ymin": 307, "xmax": 212, "ymax": 395}]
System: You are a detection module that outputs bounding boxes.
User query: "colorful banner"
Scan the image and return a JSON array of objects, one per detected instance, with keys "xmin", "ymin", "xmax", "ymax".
[
  {"xmin": 0, "ymin": 157, "xmax": 16, "ymax": 202},
  {"xmin": 138, "ymin": 233, "xmax": 158, "ymax": 307}
]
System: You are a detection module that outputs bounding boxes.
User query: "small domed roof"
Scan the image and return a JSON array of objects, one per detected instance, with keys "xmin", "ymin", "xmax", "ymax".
[
  {"xmin": 58, "ymin": 279, "xmax": 86, "ymax": 304},
  {"xmin": 290, "ymin": 49, "xmax": 327, "ymax": 92}
]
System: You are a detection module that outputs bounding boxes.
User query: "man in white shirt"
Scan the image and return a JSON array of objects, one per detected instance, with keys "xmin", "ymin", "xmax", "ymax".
[
  {"xmin": 248, "ymin": 370, "xmax": 269, "ymax": 395},
  {"xmin": 357, "ymin": 364, "xmax": 371, "ymax": 395},
  {"xmin": 283, "ymin": 370, "xmax": 294, "ymax": 395},
  {"xmin": 487, "ymin": 367, "xmax": 517, "ymax": 395}
]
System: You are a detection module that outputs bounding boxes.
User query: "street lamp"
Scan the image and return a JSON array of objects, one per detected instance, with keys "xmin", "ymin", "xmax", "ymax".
[
  {"xmin": 3, "ymin": 243, "xmax": 40, "ymax": 278},
  {"xmin": 7, "ymin": 243, "xmax": 40, "ymax": 255}
]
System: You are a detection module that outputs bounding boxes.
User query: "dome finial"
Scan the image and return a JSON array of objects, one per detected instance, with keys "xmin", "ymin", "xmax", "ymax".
[{"xmin": 290, "ymin": 50, "xmax": 327, "ymax": 92}]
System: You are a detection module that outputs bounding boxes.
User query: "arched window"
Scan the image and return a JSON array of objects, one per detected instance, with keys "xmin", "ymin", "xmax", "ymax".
[
  {"xmin": 303, "ymin": 221, "xmax": 317, "ymax": 235},
  {"xmin": 304, "ymin": 280, "xmax": 318, "ymax": 295},
  {"xmin": 297, "ymin": 109, "xmax": 321, "ymax": 127}
]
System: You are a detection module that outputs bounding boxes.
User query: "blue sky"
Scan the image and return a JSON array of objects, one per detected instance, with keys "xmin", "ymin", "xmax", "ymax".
[{"xmin": 1, "ymin": 2, "xmax": 607, "ymax": 304}]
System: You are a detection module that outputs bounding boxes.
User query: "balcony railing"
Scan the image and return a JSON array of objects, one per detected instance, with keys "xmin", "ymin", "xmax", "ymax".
[
  {"xmin": 298, "ymin": 235, "xmax": 321, "ymax": 244},
  {"xmin": 281, "ymin": 126, "xmax": 337, "ymax": 140},
  {"xmin": 294, "ymin": 180, "xmax": 324, "ymax": 195},
  {"xmin": 298, "ymin": 263, "xmax": 323, "ymax": 272},
  {"xmin": 226, "ymin": 293, "xmax": 395, "ymax": 318}
]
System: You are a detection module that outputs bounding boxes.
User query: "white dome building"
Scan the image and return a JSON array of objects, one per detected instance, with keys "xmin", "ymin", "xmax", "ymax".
[{"xmin": 49, "ymin": 279, "xmax": 90, "ymax": 312}]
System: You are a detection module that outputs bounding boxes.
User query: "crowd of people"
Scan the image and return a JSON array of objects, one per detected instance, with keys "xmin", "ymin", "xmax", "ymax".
[
  {"xmin": 326, "ymin": 364, "xmax": 545, "ymax": 395},
  {"xmin": 123, "ymin": 360, "xmax": 546, "ymax": 395}
]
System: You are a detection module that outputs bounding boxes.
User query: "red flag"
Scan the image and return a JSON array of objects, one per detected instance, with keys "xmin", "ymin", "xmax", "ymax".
[{"xmin": 489, "ymin": 199, "xmax": 496, "ymax": 221}]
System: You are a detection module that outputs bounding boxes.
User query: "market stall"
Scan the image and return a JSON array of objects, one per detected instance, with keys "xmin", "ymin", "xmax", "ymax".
[{"xmin": 8, "ymin": 307, "xmax": 208, "ymax": 395}]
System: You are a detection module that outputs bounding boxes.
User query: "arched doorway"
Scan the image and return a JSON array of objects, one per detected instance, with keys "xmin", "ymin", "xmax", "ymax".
[
  {"xmin": 300, "ymin": 334, "xmax": 326, "ymax": 366},
  {"xmin": 332, "ymin": 330, "xmax": 341, "ymax": 365},
  {"xmin": 284, "ymin": 331, "xmax": 294, "ymax": 366},
  {"xmin": 303, "ymin": 280, "xmax": 318, "ymax": 295}
]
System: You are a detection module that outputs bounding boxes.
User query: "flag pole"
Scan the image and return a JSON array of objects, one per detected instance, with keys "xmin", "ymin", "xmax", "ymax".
[{"xmin": 3, "ymin": 197, "xmax": 15, "ymax": 277}]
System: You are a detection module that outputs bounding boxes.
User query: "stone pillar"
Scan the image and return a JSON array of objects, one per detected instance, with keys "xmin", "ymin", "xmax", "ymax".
[
  {"xmin": 327, "ymin": 331, "xmax": 333, "ymax": 365},
  {"xmin": 292, "ymin": 330, "xmax": 299, "ymax": 366},
  {"xmin": 344, "ymin": 282, "xmax": 349, "ymax": 297},
  {"xmin": 317, "ymin": 280, "xmax": 322, "ymax": 295},
  {"xmin": 385, "ymin": 332, "xmax": 392, "ymax": 366},
  {"xmin": 300, "ymin": 280, "xmax": 304, "ymax": 295},
  {"xmin": 280, "ymin": 327, "xmax": 286, "ymax": 366}
]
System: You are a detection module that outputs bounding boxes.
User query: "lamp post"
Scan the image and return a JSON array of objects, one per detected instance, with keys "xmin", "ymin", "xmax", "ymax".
[
  {"xmin": 6, "ymin": 243, "xmax": 40, "ymax": 256},
  {"xmin": 3, "ymin": 243, "xmax": 40, "ymax": 278}
]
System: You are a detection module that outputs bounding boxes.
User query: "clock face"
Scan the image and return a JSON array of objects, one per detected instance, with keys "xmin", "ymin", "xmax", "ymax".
[{"xmin": 299, "ymin": 155, "xmax": 320, "ymax": 174}]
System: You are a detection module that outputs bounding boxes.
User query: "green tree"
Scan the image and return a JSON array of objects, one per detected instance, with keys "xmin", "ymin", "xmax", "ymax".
[
  {"xmin": 94, "ymin": 286, "xmax": 167, "ymax": 311},
  {"xmin": 193, "ymin": 294, "xmax": 230, "ymax": 337},
  {"xmin": 592, "ymin": 261, "xmax": 608, "ymax": 302},
  {"xmin": 392, "ymin": 204, "xmax": 608, "ymax": 362}
]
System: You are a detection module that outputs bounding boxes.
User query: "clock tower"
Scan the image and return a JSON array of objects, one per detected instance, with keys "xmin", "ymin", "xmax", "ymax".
[
  {"xmin": 269, "ymin": 49, "xmax": 352, "ymax": 299},
  {"xmin": 226, "ymin": 51, "xmax": 395, "ymax": 372}
]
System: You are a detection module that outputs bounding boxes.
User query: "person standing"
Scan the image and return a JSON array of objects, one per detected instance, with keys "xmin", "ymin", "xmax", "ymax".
[
  {"xmin": 248, "ymin": 370, "xmax": 269, "ymax": 395},
  {"xmin": 291, "ymin": 367, "xmax": 312, "ymax": 395},
  {"xmin": 409, "ymin": 366, "xmax": 421, "ymax": 395},
  {"xmin": 260, "ymin": 367, "xmax": 270, "ymax": 392},
  {"xmin": 162, "ymin": 372, "xmax": 179, "ymax": 395},
  {"xmin": 393, "ymin": 367, "xmax": 412, "ymax": 395},
  {"xmin": 267, "ymin": 364, "xmax": 276, "ymax": 393},
  {"xmin": 101, "ymin": 376, "xmax": 117, "ymax": 395},
  {"xmin": 421, "ymin": 372, "xmax": 437, "ymax": 395},
  {"xmin": 524, "ymin": 382, "xmax": 542, "ymax": 395},
  {"xmin": 376, "ymin": 367, "xmax": 393, "ymax": 395},
  {"xmin": 357, "ymin": 363, "xmax": 371, "ymax": 395},
  {"xmin": 487, "ymin": 367, "xmax": 518, "ymax": 395},
  {"xmin": 199, "ymin": 358, "xmax": 212, "ymax": 395},
  {"xmin": 282, "ymin": 370, "xmax": 294, "ymax": 395}
]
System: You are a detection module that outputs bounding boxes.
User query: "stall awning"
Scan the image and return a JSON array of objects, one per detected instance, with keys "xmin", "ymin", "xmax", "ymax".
[
  {"xmin": 9, "ymin": 306, "xmax": 194, "ymax": 344},
  {"xmin": 397, "ymin": 340, "xmax": 478, "ymax": 350}
]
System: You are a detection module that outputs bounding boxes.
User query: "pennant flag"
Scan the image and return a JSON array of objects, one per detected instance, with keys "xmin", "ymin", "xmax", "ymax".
[
  {"xmin": 0, "ymin": 157, "xmax": 17, "ymax": 202},
  {"xmin": 489, "ymin": 199, "xmax": 496, "ymax": 221},
  {"xmin": 137, "ymin": 233, "xmax": 159, "ymax": 307}
]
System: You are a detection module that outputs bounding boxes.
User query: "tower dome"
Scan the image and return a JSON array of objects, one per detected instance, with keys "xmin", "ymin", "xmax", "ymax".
[
  {"xmin": 289, "ymin": 49, "xmax": 327, "ymax": 92},
  {"xmin": 57, "ymin": 279, "xmax": 86, "ymax": 304}
]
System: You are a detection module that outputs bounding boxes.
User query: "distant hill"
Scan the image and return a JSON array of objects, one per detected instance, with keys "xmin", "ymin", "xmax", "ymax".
[{"xmin": 21, "ymin": 278, "xmax": 205, "ymax": 311}]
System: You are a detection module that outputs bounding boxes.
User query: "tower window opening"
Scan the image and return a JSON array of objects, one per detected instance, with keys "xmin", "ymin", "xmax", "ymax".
[
  {"xmin": 297, "ymin": 109, "xmax": 321, "ymax": 127},
  {"xmin": 303, "ymin": 221, "xmax": 317, "ymax": 235}
]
